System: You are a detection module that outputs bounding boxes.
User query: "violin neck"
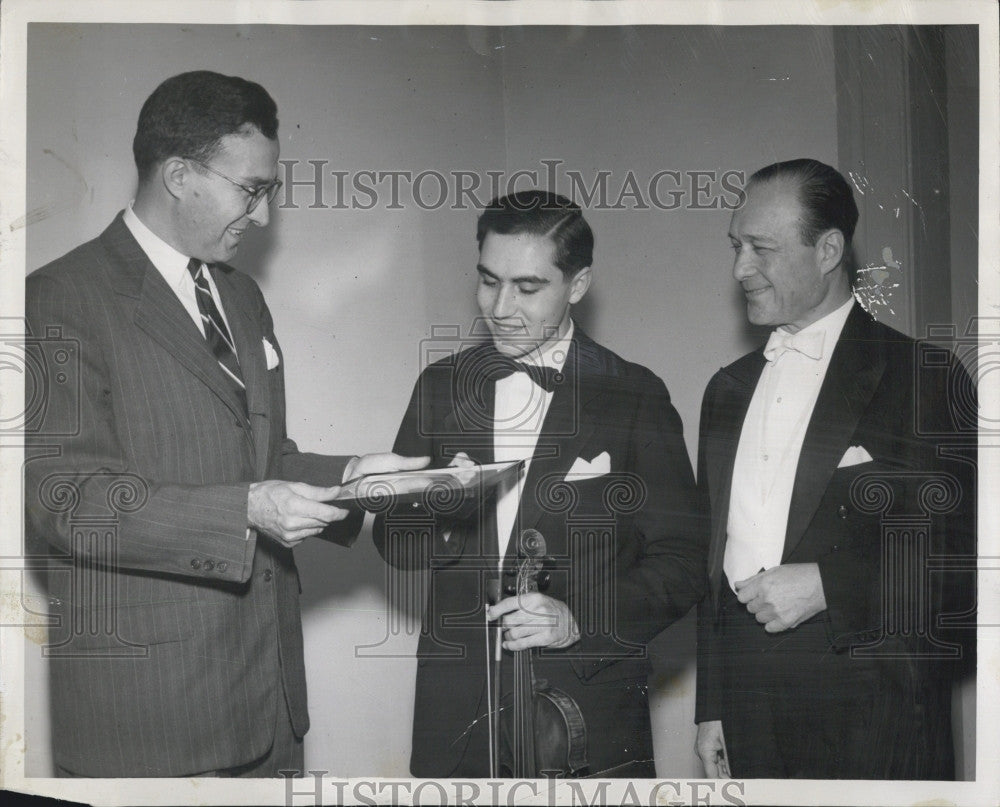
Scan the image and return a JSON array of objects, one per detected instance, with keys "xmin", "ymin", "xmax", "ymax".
[{"xmin": 512, "ymin": 648, "xmax": 536, "ymax": 778}]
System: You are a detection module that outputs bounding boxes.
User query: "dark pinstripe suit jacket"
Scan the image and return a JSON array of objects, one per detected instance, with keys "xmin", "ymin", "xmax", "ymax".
[{"xmin": 24, "ymin": 213, "xmax": 360, "ymax": 776}]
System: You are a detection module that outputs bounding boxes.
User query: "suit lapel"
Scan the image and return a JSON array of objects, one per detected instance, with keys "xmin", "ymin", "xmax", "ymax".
[
  {"xmin": 440, "ymin": 344, "xmax": 500, "ymax": 561},
  {"xmin": 515, "ymin": 334, "xmax": 600, "ymax": 552},
  {"xmin": 706, "ymin": 351, "xmax": 765, "ymax": 605},
  {"xmin": 213, "ymin": 267, "xmax": 268, "ymax": 475},
  {"xmin": 781, "ymin": 305, "xmax": 886, "ymax": 560},
  {"xmin": 443, "ymin": 343, "xmax": 497, "ymax": 465},
  {"xmin": 101, "ymin": 215, "xmax": 253, "ymax": 435}
]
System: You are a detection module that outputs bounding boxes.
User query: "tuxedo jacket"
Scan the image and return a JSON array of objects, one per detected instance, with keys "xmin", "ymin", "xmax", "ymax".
[
  {"xmin": 695, "ymin": 304, "xmax": 976, "ymax": 776},
  {"xmin": 373, "ymin": 329, "xmax": 707, "ymax": 777},
  {"xmin": 24, "ymin": 213, "xmax": 361, "ymax": 776}
]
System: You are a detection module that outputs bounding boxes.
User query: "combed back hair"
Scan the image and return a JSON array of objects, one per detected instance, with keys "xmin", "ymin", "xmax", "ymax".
[
  {"xmin": 747, "ymin": 158, "xmax": 859, "ymax": 249},
  {"xmin": 133, "ymin": 70, "xmax": 278, "ymax": 182},
  {"xmin": 476, "ymin": 190, "xmax": 594, "ymax": 277}
]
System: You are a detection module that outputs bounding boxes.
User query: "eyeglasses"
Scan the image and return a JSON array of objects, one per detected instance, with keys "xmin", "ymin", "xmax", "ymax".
[{"xmin": 188, "ymin": 159, "xmax": 283, "ymax": 215}]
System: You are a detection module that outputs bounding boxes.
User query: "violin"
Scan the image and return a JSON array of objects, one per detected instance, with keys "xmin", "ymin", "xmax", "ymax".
[{"xmin": 486, "ymin": 529, "xmax": 589, "ymax": 778}]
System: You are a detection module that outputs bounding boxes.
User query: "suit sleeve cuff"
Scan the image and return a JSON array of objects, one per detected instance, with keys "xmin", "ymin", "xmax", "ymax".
[{"xmin": 817, "ymin": 551, "xmax": 878, "ymax": 649}]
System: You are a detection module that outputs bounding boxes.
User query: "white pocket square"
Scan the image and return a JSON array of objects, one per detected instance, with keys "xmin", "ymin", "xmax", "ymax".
[
  {"xmin": 262, "ymin": 337, "xmax": 280, "ymax": 370},
  {"xmin": 566, "ymin": 451, "xmax": 611, "ymax": 481},
  {"xmin": 838, "ymin": 445, "xmax": 874, "ymax": 468}
]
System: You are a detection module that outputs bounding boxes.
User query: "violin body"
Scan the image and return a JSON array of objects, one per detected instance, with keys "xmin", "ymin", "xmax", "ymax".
[
  {"xmin": 491, "ymin": 529, "xmax": 590, "ymax": 778},
  {"xmin": 529, "ymin": 681, "xmax": 589, "ymax": 776}
]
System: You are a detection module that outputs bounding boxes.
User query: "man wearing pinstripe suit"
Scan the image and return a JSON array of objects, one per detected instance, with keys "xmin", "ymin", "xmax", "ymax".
[{"xmin": 24, "ymin": 71, "xmax": 426, "ymax": 777}]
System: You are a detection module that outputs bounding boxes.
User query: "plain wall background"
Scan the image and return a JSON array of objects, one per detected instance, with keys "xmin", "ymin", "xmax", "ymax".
[{"xmin": 23, "ymin": 22, "xmax": 871, "ymax": 777}]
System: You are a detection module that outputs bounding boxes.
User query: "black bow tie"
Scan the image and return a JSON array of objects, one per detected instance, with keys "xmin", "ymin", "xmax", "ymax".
[{"xmin": 485, "ymin": 351, "xmax": 563, "ymax": 393}]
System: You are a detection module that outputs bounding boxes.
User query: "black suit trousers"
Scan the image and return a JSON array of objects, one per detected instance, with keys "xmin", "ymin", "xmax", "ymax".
[{"xmin": 711, "ymin": 584, "xmax": 954, "ymax": 779}]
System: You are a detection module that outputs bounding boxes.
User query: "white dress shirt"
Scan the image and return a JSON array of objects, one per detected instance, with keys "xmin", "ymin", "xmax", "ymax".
[
  {"xmin": 492, "ymin": 320, "xmax": 574, "ymax": 563},
  {"xmin": 723, "ymin": 298, "xmax": 854, "ymax": 591},
  {"xmin": 123, "ymin": 204, "xmax": 237, "ymax": 353}
]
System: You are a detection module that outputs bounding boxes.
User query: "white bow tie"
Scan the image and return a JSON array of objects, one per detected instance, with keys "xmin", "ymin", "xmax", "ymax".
[{"xmin": 763, "ymin": 329, "xmax": 825, "ymax": 362}]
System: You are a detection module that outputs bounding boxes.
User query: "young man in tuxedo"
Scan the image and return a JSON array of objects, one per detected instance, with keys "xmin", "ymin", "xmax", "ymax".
[
  {"xmin": 695, "ymin": 158, "xmax": 976, "ymax": 779},
  {"xmin": 25, "ymin": 70, "xmax": 425, "ymax": 777},
  {"xmin": 374, "ymin": 190, "xmax": 707, "ymax": 777}
]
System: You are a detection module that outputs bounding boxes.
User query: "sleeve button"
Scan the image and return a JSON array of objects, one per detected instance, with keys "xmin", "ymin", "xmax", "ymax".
[
  {"xmin": 203, "ymin": 559, "xmax": 215, "ymax": 571},
  {"xmin": 190, "ymin": 558, "xmax": 202, "ymax": 570},
  {"xmin": 216, "ymin": 561, "xmax": 228, "ymax": 573}
]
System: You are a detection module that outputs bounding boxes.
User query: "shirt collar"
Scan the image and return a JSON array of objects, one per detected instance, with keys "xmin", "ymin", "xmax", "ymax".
[
  {"xmin": 774, "ymin": 297, "xmax": 854, "ymax": 359},
  {"xmin": 123, "ymin": 202, "xmax": 194, "ymax": 292},
  {"xmin": 517, "ymin": 320, "xmax": 574, "ymax": 372}
]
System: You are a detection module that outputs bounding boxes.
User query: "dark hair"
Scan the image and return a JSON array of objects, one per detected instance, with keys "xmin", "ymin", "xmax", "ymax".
[
  {"xmin": 132, "ymin": 71, "xmax": 278, "ymax": 182},
  {"xmin": 747, "ymin": 158, "xmax": 859, "ymax": 249},
  {"xmin": 476, "ymin": 190, "xmax": 593, "ymax": 277}
]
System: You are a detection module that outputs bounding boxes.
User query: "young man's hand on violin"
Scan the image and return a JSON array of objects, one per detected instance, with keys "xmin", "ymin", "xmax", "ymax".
[{"xmin": 486, "ymin": 593, "xmax": 581, "ymax": 651}]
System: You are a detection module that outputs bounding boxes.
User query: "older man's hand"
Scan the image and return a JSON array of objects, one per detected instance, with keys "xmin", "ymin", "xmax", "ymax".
[{"xmin": 734, "ymin": 563, "xmax": 827, "ymax": 632}]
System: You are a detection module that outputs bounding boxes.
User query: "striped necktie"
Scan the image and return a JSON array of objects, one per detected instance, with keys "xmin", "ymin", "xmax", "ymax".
[{"xmin": 187, "ymin": 258, "xmax": 248, "ymax": 416}]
